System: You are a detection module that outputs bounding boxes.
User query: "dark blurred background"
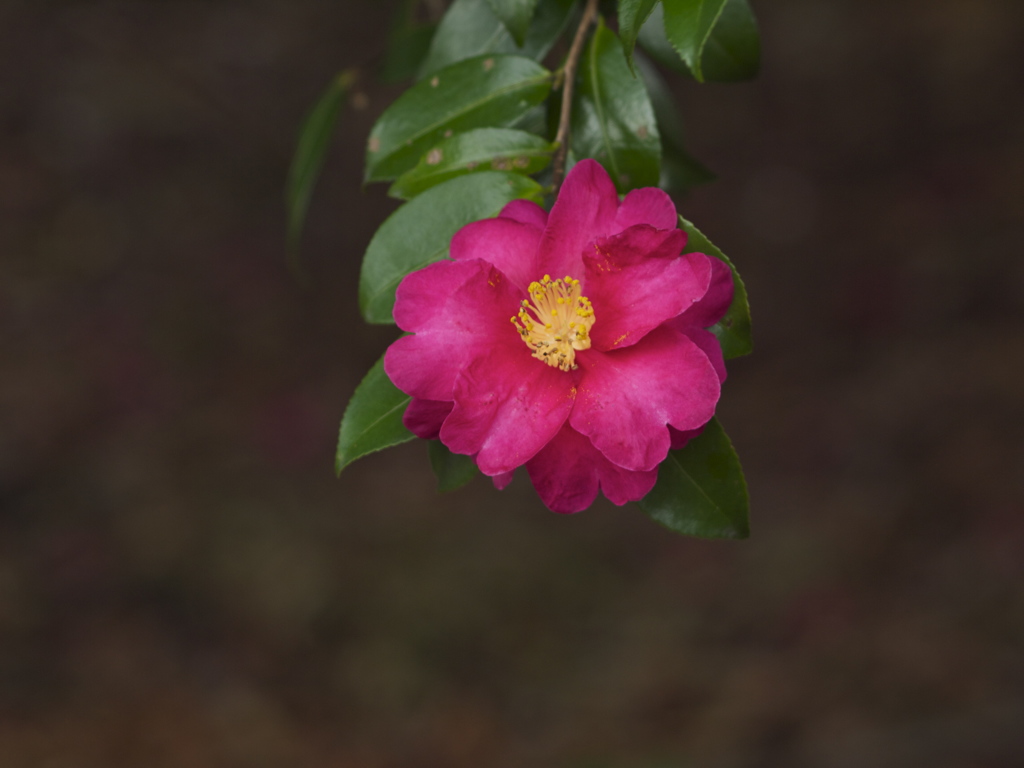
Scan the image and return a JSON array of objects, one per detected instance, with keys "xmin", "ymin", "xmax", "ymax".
[{"xmin": 2, "ymin": 0, "xmax": 1023, "ymax": 766}]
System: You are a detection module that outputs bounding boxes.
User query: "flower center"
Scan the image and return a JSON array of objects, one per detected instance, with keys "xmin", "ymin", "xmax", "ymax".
[{"xmin": 511, "ymin": 274, "xmax": 595, "ymax": 371}]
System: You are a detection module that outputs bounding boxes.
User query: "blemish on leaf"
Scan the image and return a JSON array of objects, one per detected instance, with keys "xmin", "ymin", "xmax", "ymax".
[
  {"xmin": 466, "ymin": 161, "xmax": 478, "ymax": 170},
  {"xmin": 492, "ymin": 157, "xmax": 511, "ymax": 171},
  {"xmin": 430, "ymin": 76, "xmax": 439, "ymax": 87},
  {"xmin": 513, "ymin": 156, "xmax": 529, "ymax": 169},
  {"xmin": 368, "ymin": 137, "xmax": 380, "ymax": 152},
  {"xmin": 483, "ymin": 58, "xmax": 494, "ymax": 71},
  {"xmin": 637, "ymin": 125, "xmax": 649, "ymax": 139},
  {"xmin": 444, "ymin": 130, "xmax": 453, "ymax": 138},
  {"xmin": 426, "ymin": 148, "xmax": 443, "ymax": 165}
]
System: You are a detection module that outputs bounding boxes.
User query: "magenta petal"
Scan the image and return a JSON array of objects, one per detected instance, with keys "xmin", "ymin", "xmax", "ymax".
[
  {"xmin": 440, "ymin": 345, "xmax": 575, "ymax": 476},
  {"xmin": 613, "ymin": 187, "xmax": 678, "ymax": 233},
  {"xmin": 526, "ymin": 425, "xmax": 658, "ymax": 514},
  {"xmin": 492, "ymin": 470, "xmax": 514, "ymax": 490},
  {"xmin": 571, "ymin": 326, "xmax": 720, "ymax": 471},
  {"xmin": 385, "ymin": 260, "xmax": 522, "ymax": 401},
  {"xmin": 584, "ymin": 227, "xmax": 711, "ymax": 351},
  {"xmin": 669, "ymin": 425, "xmax": 702, "ymax": 450},
  {"xmin": 499, "ymin": 199, "xmax": 548, "ymax": 229},
  {"xmin": 537, "ymin": 159, "xmax": 619, "ymax": 279},
  {"xmin": 682, "ymin": 326, "xmax": 727, "ymax": 384},
  {"xmin": 392, "ymin": 258, "xmax": 480, "ymax": 332},
  {"xmin": 403, "ymin": 398, "xmax": 453, "ymax": 439},
  {"xmin": 674, "ymin": 256, "xmax": 734, "ymax": 329},
  {"xmin": 449, "ymin": 217, "xmax": 543, "ymax": 292}
]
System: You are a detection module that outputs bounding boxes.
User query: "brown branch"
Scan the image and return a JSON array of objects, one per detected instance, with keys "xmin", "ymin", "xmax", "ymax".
[{"xmin": 550, "ymin": 0, "xmax": 599, "ymax": 194}]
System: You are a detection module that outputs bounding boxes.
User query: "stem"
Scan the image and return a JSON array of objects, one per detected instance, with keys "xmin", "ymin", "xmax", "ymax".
[{"xmin": 551, "ymin": 0, "xmax": 599, "ymax": 194}]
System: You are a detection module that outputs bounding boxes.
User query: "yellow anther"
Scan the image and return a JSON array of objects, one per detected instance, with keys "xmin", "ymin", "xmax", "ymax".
[{"xmin": 509, "ymin": 274, "xmax": 596, "ymax": 371}]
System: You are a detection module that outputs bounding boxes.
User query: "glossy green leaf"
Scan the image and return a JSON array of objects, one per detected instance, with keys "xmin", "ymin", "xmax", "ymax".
[
  {"xmin": 508, "ymin": 103, "xmax": 550, "ymax": 137},
  {"xmin": 286, "ymin": 71, "xmax": 352, "ymax": 255},
  {"xmin": 360, "ymin": 171, "xmax": 545, "ymax": 324},
  {"xmin": 661, "ymin": 0, "xmax": 729, "ymax": 83},
  {"xmin": 661, "ymin": 147, "xmax": 716, "ymax": 195},
  {"xmin": 428, "ymin": 441, "xmax": 479, "ymax": 492},
  {"xmin": 388, "ymin": 128, "xmax": 555, "ymax": 199},
  {"xmin": 635, "ymin": 53, "xmax": 714, "ymax": 195},
  {"xmin": 419, "ymin": 0, "xmax": 575, "ymax": 79},
  {"xmin": 485, "ymin": 0, "xmax": 540, "ymax": 46},
  {"xmin": 638, "ymin": 0, "xmax": 758, "ymax": 81},
  {"xmin": 380, "ymin": 0, "xmax": 437, "ymax": 83},
  {"xmin": 617, "ymin": 0, "xmax": 658, "ymax": 72},
  {"xmin": 571, "ymin": 19, "xmax": 660, "ymax": 193},
  {"xmin": 679, "ymin": 216, "xmax": 752, "ymax": 358},
  {"xmin": 637, "ymin": 4, "xmax": 689, "ymax": 73},
  {"xmin": 635, "ymin": 53, "xmax": 685, "ymax": 147},
  {"xmin": 336, "ymin": 355, "xmax": 415, "ymax": 474},
  {"xmin": 638, "ymin": 418, "xmax": 749, "ymax": 539},
  {"xmin": 365, "ymin": 54, "xmax": 552, "ymax": 183},
  {"xmin": 700, "ymin": 0, "xmax": 760, "ymax": 82}
]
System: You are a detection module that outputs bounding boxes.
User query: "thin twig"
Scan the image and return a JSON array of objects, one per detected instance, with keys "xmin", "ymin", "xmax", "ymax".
[{"xmin": 550, "ymin": 0, "xmax": 599, "ymax": 195}]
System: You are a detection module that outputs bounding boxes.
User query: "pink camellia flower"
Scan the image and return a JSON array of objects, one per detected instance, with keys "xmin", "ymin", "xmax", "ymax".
[{"xmin": 384, "ymin": 160, "xmax": 733, "ymax": 513}]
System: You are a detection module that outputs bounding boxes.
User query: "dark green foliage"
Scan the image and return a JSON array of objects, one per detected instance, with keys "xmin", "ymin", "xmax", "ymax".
[
  {"xmin": 359, "ymin": 171, "xmax": 545, "ymax": 323},
  {"xmin": 571, "ymin": 19, "xmax": 661, "ymax": 192},
  {"xmin": 389, "ymin": 128, "xmax": 555, "ymax": 199},
  {"xmin": 679, "ymin": 216, "xmax": 753, "ymax": 359},
  {"xmin": 429, "ymin": 441, "xmax": 480, "ymax": 491},
  {"xmin": 336, "ymin": 355, "xmax": 415, "ymax": 473},
  {"xmin": 638, "ymin": 417, "xmax": 750, "ymax": 538},
  {"xmin": 286, "ymin": 71, "xmax": 352, "ymax": 255},
  {"xmin": 365, "ymin": 54, "xmax": 552, "ymax": 183}
]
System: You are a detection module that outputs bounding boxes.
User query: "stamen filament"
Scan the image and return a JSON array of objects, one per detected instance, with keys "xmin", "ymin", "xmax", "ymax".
[{"xmin": 511, "ymin": 275, "xmax": 595, "ymax": 371}]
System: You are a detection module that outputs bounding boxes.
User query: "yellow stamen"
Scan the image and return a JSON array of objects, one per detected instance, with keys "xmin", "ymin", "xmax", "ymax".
[{"xmin": 510, "ymin": 275, "xmax": 595, "ymax": 371}]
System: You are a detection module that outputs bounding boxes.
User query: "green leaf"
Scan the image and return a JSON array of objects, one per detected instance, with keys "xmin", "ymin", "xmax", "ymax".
[
  {"xmin": 617, "ymin": 0, "xmax": 659, "ymax": 72},
  {"xmin": 388, "ymin": 128, "xmax": 555, "ymax": 199},
  {"xmin": 636, "ymin": 3, "xmax": 689, "ymax": 74},
  {"xmin": 638, "ymin": 418, "xmax": 749, "ymax": 539},
  {"xmin": 572, "ymin": 19, "xmax": 661, "ymax": 193},
  {"xmin": 419, "ymin": 0, "xmax": 574, "ymax": 78},
  {"xmin": 336, "ymin": 355, "xmax": 415, "ymax": 474},
  {"xmin": 286, "ymin": 71, "xmax": 352, "ymax": 255},
  {"xmin": 634, "ymin": 53, "xmax": 685, "ymax": 146},
  {"xmin": 428, "ymin": 441, "xmax": 479, "ymax": 491},
  {"xmin": 635, "ymin": 53, "xmax": 714, "ymax": 195},
  {"xmin": 700, "ymin": 0, "xmax": 760, "ymax": 82},
  {"xmin": 679, "ymin": 216, "xmax": 752, "ymax": 358},
  {"xmin": 484, "ymin": 0, "xmax": 540, "ymax": 46},
  {"xmin": 637, "ymin": 0, "xmax": 758, "ymax": 81},
  {"xmin": 661, "ymin": 0, "xmax": 729, "ymax": 83},
  {"xmin": 380, "ymin": 0, "xmax": 437, "ymax": 83},
  {"xmin": 365, "ymin": 54, "xmax": 552, "ymax": 183},
  {"xmin": 661, "ymin": 147, "xmax": 716, "ymax": 195},
  {"xmin": 359, "ymin": 171, "xmax": 545, "ymax": 324}
]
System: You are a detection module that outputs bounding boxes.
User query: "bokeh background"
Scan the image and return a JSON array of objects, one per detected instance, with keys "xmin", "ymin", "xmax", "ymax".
[{"xmin": 2, "ymin": 0, "xmax": 1023, "ymax": 765}]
